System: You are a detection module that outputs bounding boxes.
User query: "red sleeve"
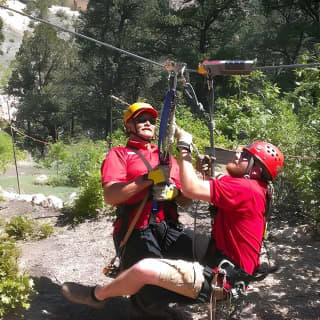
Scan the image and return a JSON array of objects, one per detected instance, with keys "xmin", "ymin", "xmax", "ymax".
[
  {"xmin": 101, "ymin": 147, "xmax": 128, "ymax": 185},
  {"xmin": 169, "ymin": 156, "xmax": 181, "ymax": 190}
]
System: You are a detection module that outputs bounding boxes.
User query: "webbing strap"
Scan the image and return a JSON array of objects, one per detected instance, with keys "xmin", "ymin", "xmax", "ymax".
[
  {"xmin": 127, "ymin": 147, "xmax": 153, "ymax": 172},
  {"xmin": 158, "ymin": 89, "xmax": 175, "ymax": 163},
  {"xmin": 126, "ymin": 147, "xmax": 158, "ymax": 225}
]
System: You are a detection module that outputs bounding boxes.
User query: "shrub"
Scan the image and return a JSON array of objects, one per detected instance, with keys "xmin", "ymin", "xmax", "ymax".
[
  {"xmin": 43, "ymin": 140, "xmax": 107, "ymax": 187},
  {"xmin": 0, "ymin": 233, "xmax": 35, "ymax": 317},
  {"xmin": 5, "ymin": 215, "xmax": 54, "ymax": 241},
  {"xmin": 56, "ymin": 9, "xmax": 68, "ymax": 19},
  {"xmin": 38, "ymin": 222, "xmax": 54, "ymax": 239},
  {"xmin": 68, "ymin": 170, "xmax": 106, "ymax": 222},
  {"xmin": 5, "ymin": 216, "xmax": 34, "ymax": 241}
]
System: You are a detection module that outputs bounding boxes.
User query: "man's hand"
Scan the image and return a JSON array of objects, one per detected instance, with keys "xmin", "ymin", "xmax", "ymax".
[
  {"xmin": 145, "ymin": 165, "xmax": 170, "ymax": 185},
  {"xmin": 196, "ymin": 154, "xmax": 214, "ymax": 177},
  {"xmin": 152, "ymin": 183, "xmax": 179, "ymax": 201},
  {"xmin": 175, "ymin": 126, "xmax": 193, "ymax": 152}
]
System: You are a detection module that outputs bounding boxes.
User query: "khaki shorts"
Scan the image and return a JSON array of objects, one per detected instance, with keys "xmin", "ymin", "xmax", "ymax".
[{"xmin": 158, "ymin": 259, "xmax": 205, "ymax": 299}]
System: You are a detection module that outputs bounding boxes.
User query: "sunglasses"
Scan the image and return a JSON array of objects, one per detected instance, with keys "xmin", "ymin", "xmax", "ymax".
[
  {"xmin": 240, "ymin": 151, "xmax": 250, "ymax": 160},
  {"xmin": 135, "ymin": 116, "xmax": 156, "ymax": 125}
]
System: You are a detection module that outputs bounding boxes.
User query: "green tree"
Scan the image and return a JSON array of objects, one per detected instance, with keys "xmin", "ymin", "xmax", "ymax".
[
  {"xmin": 236, "ymin": 0, "xmax": 320, "ymax": 91},
  {"xmin": 0, "ymin": 129, "xmax": 26, "ymax": 173},
  {"xmin": 0, "ymin": 17, "xmax": 4, "ymax": 47},
  {"xmin": 7, "ymin": 24, "xmax": 79, "ymax": 154},
  {"xmin": 74, "ymin": 0, "xmax": 173, "ymax": 140},
  {"xmin": 284, "ymin": 47, "xmax": 320, "ymax": 229},
  {"xmin": 0, "ymin": 131, "xmax": 15, "ymax": 173}
]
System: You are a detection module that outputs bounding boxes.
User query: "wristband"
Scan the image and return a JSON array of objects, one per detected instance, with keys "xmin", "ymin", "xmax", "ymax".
[{"xmin": 177, "ymin": 141, "xmax": 192, "ymax": 153}]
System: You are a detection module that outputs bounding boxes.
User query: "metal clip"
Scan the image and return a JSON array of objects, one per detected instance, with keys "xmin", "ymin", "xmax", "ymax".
[{"xmin": 217, "ymin": 259, "xmax": 235, "ymax": 274}]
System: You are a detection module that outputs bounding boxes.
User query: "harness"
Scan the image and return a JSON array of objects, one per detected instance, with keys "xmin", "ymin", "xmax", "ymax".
[
  {"xmin": 113, "ymin": 147, "xmax": 153, "ymax": 243},
  {"xmin": 198, "ymin": 177, "xmax": 275, "ymax": 320}
]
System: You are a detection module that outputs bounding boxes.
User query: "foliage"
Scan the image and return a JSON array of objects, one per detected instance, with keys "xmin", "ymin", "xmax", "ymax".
[
  {"xmin": 0, "ymin": 17, "xmax": 4, "ymax": 45},
  {"xmin": 283, "ymin": 49, "xmax": 320, "ymax": 229},
  {"xmin": 214, "ymin": 71, "xmax": 300, "ymax": 150},
  {"xmin": 0, "ymin": 131, "xmax": 26, "ymax": 173},
  {"xmin": 4, "ymin": 1, "xmax": 320, "ymax": 234},
  {"xmin": 4, "ymin": 215, "xmax": 54, "ymax": 241},
  {"xmin": 7, "ymin": 23, "xmax": 79, "ymax": 153},
  {"xmin": 107, "ymin": 127, "xmax": 127, "ymax": 149},
  {"xmin": 74, "ymin": 0, "xmax": 174, "ymax": 139},
  {"xmin": 56, "ymin": 9, "xmax": 68, "ymax": 19},
  {"xmin": 43, "ymin": 139, "xmax": 107, "ymax": 186},
  {"xmin": 68, "ymin": 169, "xmax": 106, "ymax": 222},
  {"xmin": 0, "ymin": 233, "xmax": 35, "ymax": 317}
]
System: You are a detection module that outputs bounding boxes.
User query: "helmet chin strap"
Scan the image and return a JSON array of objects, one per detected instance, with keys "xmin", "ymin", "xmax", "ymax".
[{"xmin": 243, "ymin": 156, "xmax": 255, "ymax": 179}]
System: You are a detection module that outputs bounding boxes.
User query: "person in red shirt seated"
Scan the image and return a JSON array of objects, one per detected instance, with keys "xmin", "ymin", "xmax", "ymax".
[
  {"xmin": 100, "ymin": 102, "xmax": 196, "ymax": 271},
  {"xmin": 62, "ymin": 127, "xmax": 284, "ymax": 315}
]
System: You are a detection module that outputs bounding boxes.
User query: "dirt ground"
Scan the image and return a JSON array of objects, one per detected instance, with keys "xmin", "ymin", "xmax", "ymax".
[{"xmin": 1, "ymin": 196, "xmax": 319, "ymax": 320}]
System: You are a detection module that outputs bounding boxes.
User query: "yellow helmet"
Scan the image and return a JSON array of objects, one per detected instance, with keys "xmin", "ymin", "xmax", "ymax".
[{"xmin": 124, "ymin": 102, "xmax": 158, "ymax": 124}]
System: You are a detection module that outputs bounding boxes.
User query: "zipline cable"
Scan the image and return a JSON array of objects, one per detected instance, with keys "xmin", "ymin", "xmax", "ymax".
[{"xmin": 1, "ymin": 4, "xmax": 319, "ymax": 73}]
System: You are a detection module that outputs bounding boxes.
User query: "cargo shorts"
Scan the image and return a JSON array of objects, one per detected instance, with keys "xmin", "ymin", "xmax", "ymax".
[{"xmin": 157, "ymin": 259, "xmax": 205, "ymax": 299}]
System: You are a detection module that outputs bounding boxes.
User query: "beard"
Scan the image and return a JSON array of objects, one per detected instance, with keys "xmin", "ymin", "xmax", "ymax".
[{"xmin": 226, "ymin": 162, "xmax": 247, "ymax": 178}]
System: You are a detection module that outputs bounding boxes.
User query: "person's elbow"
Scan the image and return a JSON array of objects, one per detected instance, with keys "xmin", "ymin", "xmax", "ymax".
[
  {"xmin": 181, "ymin": 180, "xmax": 211, "ymax": 202},
  {"xmin": 104, "ymin": 193, "xmax": 117, "ymax": 206},
  {"xmin": 180, "ymin": 186, "xmax": 195, "ymax": 199},
  {"xmin": 103, "ymin": 183, "xmax": 121, "ymax": 206}
]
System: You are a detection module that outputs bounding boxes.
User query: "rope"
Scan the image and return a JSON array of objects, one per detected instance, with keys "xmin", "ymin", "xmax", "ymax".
[
  {"xmin": 4, "ymin": 120, "xmax": 50, "ymax": 145},
  {"xmin": 158, "ymin": 89, "xmax": 175, "ymax": 158},
  {"xmin": 110, "ymin": 95, "xmax": 130, "ymax": 107},
  {"xmin": 1, "ymin": 4, "xmax": 319, "ymax": 73}
]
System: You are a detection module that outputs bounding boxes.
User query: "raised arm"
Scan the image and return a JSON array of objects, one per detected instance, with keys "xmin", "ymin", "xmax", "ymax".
[{"xmin": 175, "ymin": 127, "xmax": 211, "ymax": 203}]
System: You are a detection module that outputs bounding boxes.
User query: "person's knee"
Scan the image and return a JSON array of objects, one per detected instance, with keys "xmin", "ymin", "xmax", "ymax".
[
  {"xmin": 134, "ymin": 258, "xmax": 159, "ymax": 271},
  {"xmin": 130, "ymin": 258, "xmax": 161, "ymax": 283}
]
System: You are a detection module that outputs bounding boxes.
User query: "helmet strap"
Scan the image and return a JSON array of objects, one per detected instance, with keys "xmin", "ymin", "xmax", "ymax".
[{"xmin": 244, "ymin": 156, "xmax": 255, "ymax": 179}]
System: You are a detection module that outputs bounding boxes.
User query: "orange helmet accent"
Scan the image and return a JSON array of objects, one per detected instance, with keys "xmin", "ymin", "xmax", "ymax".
[
  {"xmin": 244, "ymin": 141, "xmax": 284, "ymax": 180},
  {"xmin": 123, "ymin": 102, "xmax": 158, "ymax": 124}
]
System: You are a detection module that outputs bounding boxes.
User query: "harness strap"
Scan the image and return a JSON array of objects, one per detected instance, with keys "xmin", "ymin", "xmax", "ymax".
[
  {"xmin": 127, "ymin": 147, "xmax": 153, "ymax": 171},
  {"xmin": 113, "ymin": 147, "xmax": 153, "ymax": 255},
  {"xmin": 204, "ymin": 245, "xmax": 252, "ymax": 288}
]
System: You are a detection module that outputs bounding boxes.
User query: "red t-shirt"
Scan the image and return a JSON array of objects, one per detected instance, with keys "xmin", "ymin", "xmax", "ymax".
[
  {"xmin": 209, "ymin": 175, "xmax": 267, "ymax": 275},
  {"xmin": 101, "ymin": 140, "xmax": 181, "ymax": 230}
]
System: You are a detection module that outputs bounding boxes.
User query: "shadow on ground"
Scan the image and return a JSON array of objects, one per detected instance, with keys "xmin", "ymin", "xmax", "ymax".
[{"xmin": 6, "ymin": 276, "xmax": 132, "ymax": 320}]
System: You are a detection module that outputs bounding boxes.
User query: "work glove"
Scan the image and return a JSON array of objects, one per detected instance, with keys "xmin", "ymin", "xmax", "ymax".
[
  {"xmin": 144, "ymin": 165, "xmax": 170, "ymax": 185},
  {"xmin": 152, "ymin": 182, "xmax": 179, "ymax": 201},
  {"xmin": 175, "ymin": 126, "xmax": 193, "ymax": 153},
  {"xmin": 196, "ymin": 154, "xmax": 214, "ymax": 177}
]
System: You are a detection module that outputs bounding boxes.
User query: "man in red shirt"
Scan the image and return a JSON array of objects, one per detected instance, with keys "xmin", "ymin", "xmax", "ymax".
[
  {"xmin": 62, "ymin": 127, "xmax": 284, "ymax": 313},
  {"xmin": 100, "ymin": 102, "xmax": 195, "ymax": 271}
]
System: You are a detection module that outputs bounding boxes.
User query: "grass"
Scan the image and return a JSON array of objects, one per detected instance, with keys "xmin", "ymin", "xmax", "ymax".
[{"xmin": 0, "ymin": 176, "xmax": 77, "ymax": 202}]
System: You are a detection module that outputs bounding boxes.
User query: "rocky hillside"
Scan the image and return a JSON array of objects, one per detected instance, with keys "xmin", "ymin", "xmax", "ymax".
[{"xmin": 0, "ymin": 0, "xmax": 80, "ymax": 67}]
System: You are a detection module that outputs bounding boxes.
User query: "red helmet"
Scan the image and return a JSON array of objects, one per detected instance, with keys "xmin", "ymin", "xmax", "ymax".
[{"xmin": 244, "ymin": 141, "xmax": 284, "ymax": 180}]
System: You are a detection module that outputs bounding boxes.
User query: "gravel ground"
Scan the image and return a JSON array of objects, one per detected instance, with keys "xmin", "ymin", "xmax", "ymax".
[{"xmin": 1, "ymin": 198, "xmax": 320, "ymax": 320}]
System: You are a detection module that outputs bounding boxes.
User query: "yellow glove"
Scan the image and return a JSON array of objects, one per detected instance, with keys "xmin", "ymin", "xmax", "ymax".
[
  {"xmin": 145, "ymin": 165, "xmax": 170, "ymax": 185},
  {"xmin": 152, "ymin": 183, "xmax": 179, "ymax": 201}
]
